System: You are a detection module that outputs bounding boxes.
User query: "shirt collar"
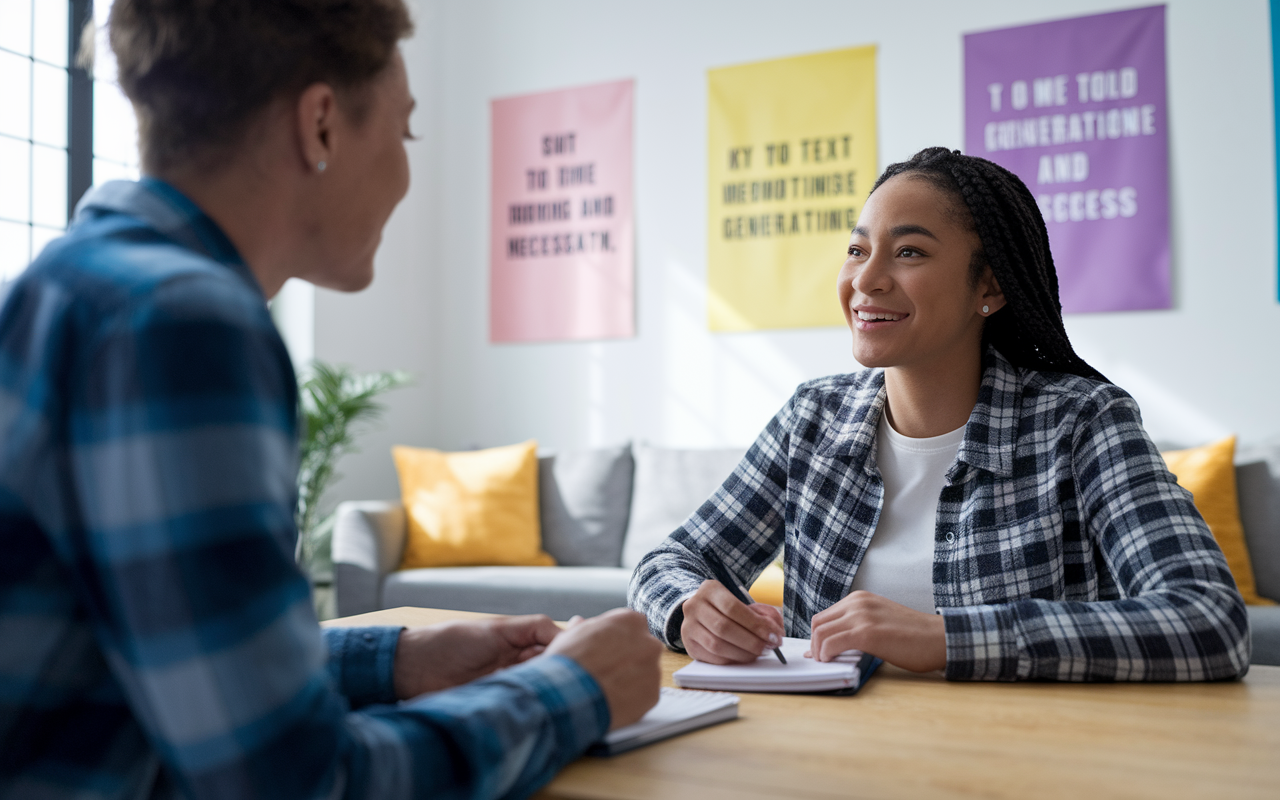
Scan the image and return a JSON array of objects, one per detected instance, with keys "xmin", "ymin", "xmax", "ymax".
[
  {"xmin": 954, "ymin": 346, "xmax": 1021, "ymax": 480},
  {"xmin": 814, "ymin": 369, "xmax": 888, "ymax": 477},
  {"xmin": 815, "ymin": 345, "xmax": 1022, "ymax": 480},
  {"xmin": 72, "ymin": 177, "xmax": 263, "ymax": 298}
]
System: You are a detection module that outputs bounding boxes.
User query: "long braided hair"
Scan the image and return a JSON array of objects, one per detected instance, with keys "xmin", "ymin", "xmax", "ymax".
[{"xmin": 869, "ymin": 147, "xmax": 1107, "ymax": 383}]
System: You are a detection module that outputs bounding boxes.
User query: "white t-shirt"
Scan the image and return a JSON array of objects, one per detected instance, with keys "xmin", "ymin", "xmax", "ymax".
[{"xmin": 847, "ymin": 412, "xmax": 966, "ymax": 614}]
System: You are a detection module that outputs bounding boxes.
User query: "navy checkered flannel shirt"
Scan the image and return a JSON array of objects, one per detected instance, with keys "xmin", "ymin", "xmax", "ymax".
[
  {"xmin": 0, "ymin": 179, "xmax": 608, "ymax": 799},
  {"xmin": 629, "ymin": 347, "xmax": 1250, "ymax": 681}
]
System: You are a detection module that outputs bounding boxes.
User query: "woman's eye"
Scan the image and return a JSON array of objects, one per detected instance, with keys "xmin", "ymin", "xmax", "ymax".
[
  {"xmin": 847, "ymin": 245, "xmax": 864, "ymax": 257},
  {"xmin": 898, "ymin": 247, "xmax": 922, "ymax": 258}
]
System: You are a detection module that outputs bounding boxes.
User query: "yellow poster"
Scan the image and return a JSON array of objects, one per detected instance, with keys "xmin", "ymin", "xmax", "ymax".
[{"xmin": 707, "ymin": 46, "xmax": 877, "ymax": 331}]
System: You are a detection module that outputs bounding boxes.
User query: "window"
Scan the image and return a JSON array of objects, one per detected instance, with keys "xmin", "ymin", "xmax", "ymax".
[
  {"xmin": 91, "ymin": 0, "xmax": 137, "ymax": 186},
  {"xmin": 0, "ymin": 0, "xmax": 139, "ymax": 282},
  {"xmin": 0, "ymin": 0, "xmax": 70, "ymax": 281}
]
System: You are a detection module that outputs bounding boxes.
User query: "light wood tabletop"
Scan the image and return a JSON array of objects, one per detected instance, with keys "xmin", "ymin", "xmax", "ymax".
[{"xmin": 325, "ymin": 607, "xmax": 1280, "ymax": 800}]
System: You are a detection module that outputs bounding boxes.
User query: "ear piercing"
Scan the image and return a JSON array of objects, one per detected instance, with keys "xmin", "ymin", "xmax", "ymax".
[
  {"xmin": 317, "ymin": 161, "xmax": 327, "ymax": 173},
  {"xmin": 982, "ymin": 305, "xmax": 990, "ymax": 314}
]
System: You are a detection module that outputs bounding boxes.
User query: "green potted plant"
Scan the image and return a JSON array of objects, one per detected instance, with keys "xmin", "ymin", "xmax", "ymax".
[{"xmin": 296, "ymin": 362, "xmax": 410, "ymax": 611}]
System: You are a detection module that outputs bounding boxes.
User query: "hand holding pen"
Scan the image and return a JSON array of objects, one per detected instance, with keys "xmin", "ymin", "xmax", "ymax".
[{"xmin": 678, "ymin": 550, "xmax": 787, "ymax": 665}]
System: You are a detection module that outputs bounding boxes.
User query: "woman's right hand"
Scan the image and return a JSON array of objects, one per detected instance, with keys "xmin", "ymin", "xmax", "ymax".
[{"xmin": 680, "ymin": 580, "xmax": 784, "ymax": 664}]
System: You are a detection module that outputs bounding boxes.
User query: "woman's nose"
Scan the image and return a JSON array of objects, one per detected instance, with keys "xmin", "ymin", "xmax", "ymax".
[{"xmin": 851, "ymin": 251, "xmax": 892, "ymax": 296}]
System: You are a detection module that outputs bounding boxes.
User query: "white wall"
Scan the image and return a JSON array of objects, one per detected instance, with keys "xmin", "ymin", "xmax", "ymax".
[{"xmin": 314, "ymin": 0, "xmax": 1280, "ymax": 506}]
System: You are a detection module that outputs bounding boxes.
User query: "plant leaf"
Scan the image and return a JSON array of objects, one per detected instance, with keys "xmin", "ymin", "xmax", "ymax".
[{"xmin": 295, "ymin": 361, "xmax": 410, "ymax": 573}]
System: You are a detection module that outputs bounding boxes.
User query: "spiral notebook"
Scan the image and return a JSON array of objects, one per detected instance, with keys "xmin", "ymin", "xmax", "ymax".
[
  {"xmin": 588, "ymin": 687, "xmax": 740, "ymax": 756},
  {"xmin": 673, "ymin": 637, "xmax": 881, "ymax": 694}
]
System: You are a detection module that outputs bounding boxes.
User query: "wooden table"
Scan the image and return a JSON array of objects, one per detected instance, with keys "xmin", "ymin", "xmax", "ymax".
[{"xmin": 325, "ymin": 607, "xmax": 1280, "ymax": 800}]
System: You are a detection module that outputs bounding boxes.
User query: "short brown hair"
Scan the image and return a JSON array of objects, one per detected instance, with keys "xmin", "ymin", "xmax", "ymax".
[{"xmin": 108, "ymin": 0, "xmax": 413, "ymax": 173}]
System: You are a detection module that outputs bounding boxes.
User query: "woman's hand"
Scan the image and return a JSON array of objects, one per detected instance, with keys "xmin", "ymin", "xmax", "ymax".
[
  {"xmin": 393, "ymin": 615, "xmax": 562, "ymax": 699},
  {"xmin": 681, "ymin": 580, "xmax": 784, "ymax": 664},
  {"xmin": 808, "ymin": 591, "xmax": 947, "ymax": 672}
]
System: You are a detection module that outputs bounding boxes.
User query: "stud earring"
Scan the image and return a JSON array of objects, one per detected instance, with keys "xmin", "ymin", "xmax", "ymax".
[
  {"xmin": 982, "ymin": 305, "xmax": 990, "ymax": 314},
  {"xmin": 317, "ymin": 161, "xmax": 327, "ymax": 173}
]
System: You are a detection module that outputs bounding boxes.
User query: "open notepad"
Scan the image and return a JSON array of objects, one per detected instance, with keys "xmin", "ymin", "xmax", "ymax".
[
  {"xmin": 588, "ymin": 687, "xmax": 740, "ymax": 756},
  {"xmin": 673, "ymin": 637, "xmax": 882, "ymax": 694}
]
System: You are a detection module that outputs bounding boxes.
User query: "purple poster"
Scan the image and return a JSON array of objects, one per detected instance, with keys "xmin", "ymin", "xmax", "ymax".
[{"xmin": 964, "ymin": 5, "xmax": 1169, "ymax": 313}]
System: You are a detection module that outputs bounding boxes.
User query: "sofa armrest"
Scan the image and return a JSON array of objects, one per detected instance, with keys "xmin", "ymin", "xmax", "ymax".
[{"xmin": 332, "ymin": 501, "xmax": 407, "ymax": 618}]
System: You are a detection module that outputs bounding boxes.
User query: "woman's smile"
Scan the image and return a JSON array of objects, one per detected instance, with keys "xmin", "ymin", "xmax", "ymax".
[{"xmin": 852, "ymin": 304, "xmax": 909, "ymax": 330}]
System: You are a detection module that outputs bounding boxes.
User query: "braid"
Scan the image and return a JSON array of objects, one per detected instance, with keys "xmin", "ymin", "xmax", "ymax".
[{"xmin": 870, "ymin": 147, "xmax": 1107, "ymax": 383}]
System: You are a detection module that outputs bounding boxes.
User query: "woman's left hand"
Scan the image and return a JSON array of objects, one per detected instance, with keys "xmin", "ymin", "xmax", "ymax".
[{"xmin": 807, "ymin": 591, "xmax": 947, "ymax": 672}]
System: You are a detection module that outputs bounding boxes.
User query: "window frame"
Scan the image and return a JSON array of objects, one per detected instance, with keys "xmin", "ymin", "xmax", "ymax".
[
  {"xmin": 69, "ymin": 0, "xmax": 93, "ymax": 218},
  {"xmin": 0, "ymin": 1, "xmax": 137, "ymax": 280}
]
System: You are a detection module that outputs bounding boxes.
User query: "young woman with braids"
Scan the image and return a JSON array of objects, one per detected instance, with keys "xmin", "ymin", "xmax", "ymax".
[{"xmin": 630, "ymin": 147, "xmax": 1250, "ymax": 681}]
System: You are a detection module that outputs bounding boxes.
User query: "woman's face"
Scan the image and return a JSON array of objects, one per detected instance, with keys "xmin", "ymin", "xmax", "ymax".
[
  {"xmin": 304, "ymin": 50, "xmax": 414, "ymax": 292},
  {"xmin": 837, "ymin": 174, "xmax": 1001, "ymax": 371}
]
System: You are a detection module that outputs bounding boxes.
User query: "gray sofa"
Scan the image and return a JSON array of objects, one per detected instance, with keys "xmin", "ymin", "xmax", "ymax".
[
  {"xmin": 333, "ymin": 444, "xmax": 745, "ymax": 620},
  {"xmin": 333, "ymin": 443, "xmax": 1280, "ymax": 666}
]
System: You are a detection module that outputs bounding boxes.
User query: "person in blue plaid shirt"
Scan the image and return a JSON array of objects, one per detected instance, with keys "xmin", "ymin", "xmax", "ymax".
[
  {"xmin": 631, "ymin": 147, "xmax": 1251, "ymax": 682},
  {"xmin": 0, "ymin": 1, "xmax": 662, "ymax": 798}
]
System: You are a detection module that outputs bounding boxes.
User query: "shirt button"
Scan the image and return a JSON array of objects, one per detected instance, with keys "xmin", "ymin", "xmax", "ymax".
[
  {"xmin": 945, "ymin": 531, "xmax": 955, "ymax": 543},
  {"xmin": 363, "ymin": 633, "xmax": 374, "ymax": 643}
]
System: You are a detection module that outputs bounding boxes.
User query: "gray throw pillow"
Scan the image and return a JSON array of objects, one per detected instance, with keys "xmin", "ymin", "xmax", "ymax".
[
  {"xmin": 539, "ymin": 444, "xmax": 634, "ymax": 567},
  {"xmin": 621, "ymin": 443, "xmax": 748, "ymax": 570},
  {"xmin": 1235, "ymin": 451, "xmax": 1280, "ymax": 602}
]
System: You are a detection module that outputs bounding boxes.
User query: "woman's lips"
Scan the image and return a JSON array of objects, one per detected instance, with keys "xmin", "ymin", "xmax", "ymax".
[{"xmin": 852, "ymin": 307, "xmax": 908, "ymax": 331}]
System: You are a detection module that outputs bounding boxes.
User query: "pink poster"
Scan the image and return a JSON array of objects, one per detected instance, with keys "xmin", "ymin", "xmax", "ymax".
[{"xmin": 490, "ymin": 79, "xmax": 634, "ymax": 342}]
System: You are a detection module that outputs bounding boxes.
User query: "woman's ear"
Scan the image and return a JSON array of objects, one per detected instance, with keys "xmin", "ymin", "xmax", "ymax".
[{"xmin": 979, "ymin": 270, "xmax": 1007, "ymax": 316}]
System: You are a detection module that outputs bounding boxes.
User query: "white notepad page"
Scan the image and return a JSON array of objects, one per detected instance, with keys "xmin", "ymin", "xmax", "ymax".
[
  {"xmin": 673, "ymin": 637, "xmax": 868, "ymax": 693},
  {"xmin": 595, "ymin": 687, "xmax": 740, "ymax": 755}
]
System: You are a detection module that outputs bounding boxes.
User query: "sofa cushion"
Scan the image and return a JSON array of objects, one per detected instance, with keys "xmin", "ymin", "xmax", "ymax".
[
  {"xmin": 622, "ymin": 444, "xmax": 748, "ymax": 569},
  {"xmin": 539, "ymin": 445, "xmax": 634, "ymax": 567},
  {"xmin": 1236, "ymin": 452, "xmax": 1280, "ymax": 603},
  {"xmin": 381, "ymin": 566, "xmax": 631, "ymax": 619},
  {"xmin": 1247, "ymin": 606, "xmax": 1280, "ymax": 666},
  {"xmin": 1162, "ymin": 437, "xmax": 1272, "ymax": 605},
  {"xmin": 393, "ymin": 441, "xmax": 555, "ymax": 569}
]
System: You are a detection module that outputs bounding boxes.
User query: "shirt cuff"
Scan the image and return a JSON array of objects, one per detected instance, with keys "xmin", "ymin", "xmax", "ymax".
[
  {"xmin": 393, "ymin": 653, "xmax": 610, "ymax": 798},
  {"xmin": 323, "ymin": 625, "xmax": 401, "ymax": 707},
  {"xmin": 940, "ymin": 605, "xmax": 1021, "ymax": 681},
  {"xmin": 498, "ymin": 654, "xmax": 611, "ymax": 754},
  {"xmin": 662, "ymin": 591, "xmax": 698, "ymax": 652}
]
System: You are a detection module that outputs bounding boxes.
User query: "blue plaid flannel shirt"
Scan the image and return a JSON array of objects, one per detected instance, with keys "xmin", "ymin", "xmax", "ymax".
[
  {"xmin": 0, "ymin": 179, "xmax": 609, "ymax": 799},
  {"xmin": 629, "ymin": 347, "xmax": 1251, "ymax": 681}
]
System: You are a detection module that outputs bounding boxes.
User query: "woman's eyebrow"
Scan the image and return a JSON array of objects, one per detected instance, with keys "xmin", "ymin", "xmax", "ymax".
[
  {"xmin": 889, "ymin": 224, "xmax": 940, "ymax": 241},
  {"xmin": 850, "ymin": 224, "xmax": 942, "ymax": 241}
]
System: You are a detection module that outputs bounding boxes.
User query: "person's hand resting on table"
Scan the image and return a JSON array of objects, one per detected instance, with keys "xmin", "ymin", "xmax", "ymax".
[
  {"xmin": 394, "ymin": 609, "xmax": 662, "ymax": 731},
  {"xmin": 680, "ymin": 579, "xmax": 785, "ymax": 665},
  {"xmin": 546, "ymin": 608, "xmax": 663, "ymax": 730},
  {"xmin": 394, "ymin": 614, "xmax": 562, "ymax": 698},
  {"xmin": 806, "ymin": 590, "xmax": 947, "ymax": 672}
]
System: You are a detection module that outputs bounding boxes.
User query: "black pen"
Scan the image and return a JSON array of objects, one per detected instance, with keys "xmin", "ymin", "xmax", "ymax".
[{"xmin": 700, "ymin": 549, "xmax": 786, "ymax": 664}]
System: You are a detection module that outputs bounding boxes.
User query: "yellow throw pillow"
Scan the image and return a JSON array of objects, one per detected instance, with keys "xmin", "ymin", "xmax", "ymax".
[
  {"xmin": 1161, "ymin": 436, "xmax": 1274, "ymax": 606},
  {"xmin": 749, "ymin": 562, "xmax": 785, "ymax": 607},
  {"xmin": 393, "ymin": 441, "xmax": 556, "ymax": 569}
]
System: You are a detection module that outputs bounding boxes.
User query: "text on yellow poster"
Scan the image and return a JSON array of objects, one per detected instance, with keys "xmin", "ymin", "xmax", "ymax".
[{"xmin": 708, "ymin": 46, "xmax": 877, "ymax": 331}]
